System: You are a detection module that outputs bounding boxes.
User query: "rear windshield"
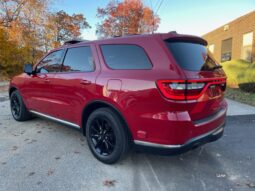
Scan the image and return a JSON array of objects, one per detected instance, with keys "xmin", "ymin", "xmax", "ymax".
[{"xmin": 165, "ymin": 41, "xmax": 218, "ymax": 71}]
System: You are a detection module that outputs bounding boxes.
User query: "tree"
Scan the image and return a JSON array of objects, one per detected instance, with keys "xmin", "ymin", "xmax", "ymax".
[
  {"xmin": 0, "ymin": 2, "xmax": 90, "ymax": 49},
  {"xmin": 0, "ymin": 0, "xmax": 26, "ymax": 28},
  {"xmin": 47, "ymin": 10, "xmax": 91, "ymax": 47},
  {"xmin": 0, "ymin": 0, "xmax": 49, "ymax": 56},
  {"xmin": 96, "ymin": 0, "xmax": 160, "ymax": 38},
  {"xmin": 0, "ymin": 28, "xmax": 36, "ymax": 77},
  {"xmin": 0, "ymin": 1, "xmax": 90, "ymax": 78}
]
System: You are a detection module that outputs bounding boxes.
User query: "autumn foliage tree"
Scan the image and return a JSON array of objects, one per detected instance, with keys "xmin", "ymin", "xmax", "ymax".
[
  {"xmin": 46, "ymin": 10, "xmax": 90, "ymax": 48},
  {"xmin": 96, "ymin": 0, "xmax": 160, "ymax": 38},
  {"xmin": 0, "ymin": 0, "xmax": 27, "ymax": 28},
  {"xmin": 0, "ymin": 28, "xmax": 33, "ymax": 78},
  {"xmin": 0, "ymin": 0, "xmax": 47, "ymax": 77},
  {"xmin": 0, "ymin": 0, "xmax": 90, "ymax": 78}
]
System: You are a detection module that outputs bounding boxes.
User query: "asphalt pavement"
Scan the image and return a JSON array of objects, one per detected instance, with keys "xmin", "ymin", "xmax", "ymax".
[{"xmin": 0, "ymin": 91, "xmax": 255, "ymax": 191}]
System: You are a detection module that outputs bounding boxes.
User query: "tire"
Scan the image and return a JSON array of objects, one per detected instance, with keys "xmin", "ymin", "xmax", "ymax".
[
  {"xmin": 10, "ymin": 90, "xmax": 33, "ymax": 121},
  {"xmin": 86, "ymin": 108, "xmax": 130, "ymax": 164}
]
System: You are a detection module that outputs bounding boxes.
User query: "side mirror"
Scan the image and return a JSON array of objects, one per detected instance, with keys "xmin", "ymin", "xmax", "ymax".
[{"xmin": 24, "ymin": 64, "xmax": 33, "ymax": 75}]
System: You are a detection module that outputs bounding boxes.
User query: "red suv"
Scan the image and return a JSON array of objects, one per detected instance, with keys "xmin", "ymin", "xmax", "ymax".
[{"xmin": 9, "ymin": 32, "xmax": 227, "ymax": 164}]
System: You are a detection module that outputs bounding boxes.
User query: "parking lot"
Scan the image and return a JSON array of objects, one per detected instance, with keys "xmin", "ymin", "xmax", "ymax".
[{"xmin": 0, "ymin": 90, "xmax": 255, "ymax": 191}]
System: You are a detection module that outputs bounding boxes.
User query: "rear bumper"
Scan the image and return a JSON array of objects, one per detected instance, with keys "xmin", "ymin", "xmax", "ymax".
[{"xmin": 134, "ymin": 122, "xmax": 225, "ymax": 155}]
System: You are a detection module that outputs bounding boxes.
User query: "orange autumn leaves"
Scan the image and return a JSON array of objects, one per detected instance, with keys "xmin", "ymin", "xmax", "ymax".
[
  {"xmin": 97, "ymin": 0, "xmax": 160, "ymax": 38},
  {"xmin": 0, "ymin": 0, "xmax": 90, "ymax": 77},
  {"xmin": 0, "ymin": 0, "xmax": 161, "ymax": 78},
  {"xmin": 47, "ymin": 10, "xmax": 90, "ymax": 48},
  {"xmin": 0, "ymin": 0, "xmax": 90, "ymax": 49}
]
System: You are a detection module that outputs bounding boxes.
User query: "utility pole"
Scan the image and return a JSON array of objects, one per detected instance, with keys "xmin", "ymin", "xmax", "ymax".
[{"xmin": 151, "ymin": 0, "xmax": 164, "ymax": 34}]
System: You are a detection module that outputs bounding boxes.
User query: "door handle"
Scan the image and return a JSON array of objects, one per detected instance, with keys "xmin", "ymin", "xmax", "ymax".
[{"xmin": 80, "ymin": 80, "xmax": 91, "ymax": 85}]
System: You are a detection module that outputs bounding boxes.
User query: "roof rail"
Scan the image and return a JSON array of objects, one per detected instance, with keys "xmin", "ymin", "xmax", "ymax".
[
  {"xmin": 112, "ymin": 33, "xmax": 140, "ymax": 38},
  {"xmin": 64, "ymin": 39, "xmax": 89, "ymax": 45},
  {"xmin": 113, "ymin": 35, "xmax": 121, "ymax": 38},
  {"xmin": 168, "ymin": 31, "xmax": 178, "ymax": 34}
]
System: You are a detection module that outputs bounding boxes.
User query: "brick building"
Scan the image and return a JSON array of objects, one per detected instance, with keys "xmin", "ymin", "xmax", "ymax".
[{"xmin": 203, "ymin": 11, "xmax": 255, "ymax": 63}]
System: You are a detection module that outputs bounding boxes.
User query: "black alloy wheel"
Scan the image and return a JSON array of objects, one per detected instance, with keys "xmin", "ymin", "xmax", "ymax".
[
  {"xmin": 11, "ymin": 93, "xmax": 21, "ymax": 119},
  {"xmin": 89, "ymin": 117, "xmax": 116, "ymax": 156},
  {"xmin": 86, "ymin": 108, "xmax": 130, "ymax": 164},
  {"xmin": 10, "ymin": 90, "xmax": 33, "ymax": 121}
]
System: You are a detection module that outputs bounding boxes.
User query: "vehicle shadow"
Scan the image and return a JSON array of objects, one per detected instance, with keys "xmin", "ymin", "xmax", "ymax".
[
  {"xmin": 127, "ymin": 142, "xmax": 237, "ymax": 191},
  {"xmin": 1, "ymin": 112, "xmax": 252, "ymax": 191},
  {"xmin": 21, "ymin": 117, "xmax": 232, "ymax": 191}
]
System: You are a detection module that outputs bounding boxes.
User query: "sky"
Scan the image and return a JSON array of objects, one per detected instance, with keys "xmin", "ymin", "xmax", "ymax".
[{"xmin": 53, "ymin": 0, "xmax": 255, "ymax": 40}]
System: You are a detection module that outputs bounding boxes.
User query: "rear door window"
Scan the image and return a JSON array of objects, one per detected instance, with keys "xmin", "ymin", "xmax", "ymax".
[
  {"xmin": 101, "ymin": 44, "xmax": 152, "ymax": 69},
  {"xmin": 62, "ymin": 46, "xmax": 94, "ymax": 72},
  {"xmin": 165, "ymin": 41, "xmax": 218, "ymax": 71}
]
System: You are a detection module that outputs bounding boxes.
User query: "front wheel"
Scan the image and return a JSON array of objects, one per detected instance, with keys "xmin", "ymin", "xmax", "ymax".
[
  {"xmin": 86, "ymin": 108, "xmax": 130, "ymax": 164},
  {"xmin": 10, "ymin": 90, "xmax": 33, "ymax": 121}
]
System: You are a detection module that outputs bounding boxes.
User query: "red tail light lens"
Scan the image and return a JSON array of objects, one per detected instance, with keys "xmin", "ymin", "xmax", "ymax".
[
  {"xmin": 156, "ymin": 80, "xmax": 186, "ymax": 100},
  {"xmin": 156, "ymin": 78, "xmax": 226, "ymax": 101}
]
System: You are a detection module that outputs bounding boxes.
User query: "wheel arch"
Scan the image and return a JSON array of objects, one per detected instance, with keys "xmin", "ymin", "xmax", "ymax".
[
  {"xmin": 81, "ymin": 100, "xmax": 133, "ymax": 140},
  {"xmin": 9, "ymin": 86, "xmax": 18, "ymax": 97}
]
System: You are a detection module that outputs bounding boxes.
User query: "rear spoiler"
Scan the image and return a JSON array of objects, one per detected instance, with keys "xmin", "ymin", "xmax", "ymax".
[{"xmin": 161, "ymin": 33, "xmax": 207, "ymax": 46}]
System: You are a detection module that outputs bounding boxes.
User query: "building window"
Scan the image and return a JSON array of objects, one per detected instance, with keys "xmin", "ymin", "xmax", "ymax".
[
  {"xmin": 208, "ymin": 44, "xmax": 215, "ymax": 54},
  {"xmin": 221, "ymin": 38, "xmax": 232, "ymax": 62},
  {"xmin": 242, "ymin": 32, "xmax": 253, "ymax": 62}
]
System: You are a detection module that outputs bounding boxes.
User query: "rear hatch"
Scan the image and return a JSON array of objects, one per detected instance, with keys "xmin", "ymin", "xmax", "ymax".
[{"xmin": 158, "ymin": 36, "xmax": 227, "ymax": 121}]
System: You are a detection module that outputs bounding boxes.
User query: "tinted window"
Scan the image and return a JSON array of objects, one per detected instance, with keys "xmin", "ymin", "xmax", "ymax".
[
  {"xmin": 101, "ymin": 45, "xmax": 152, "ymax": 69},
  {"xmin": 221, "ymin": 38, "xmax": 232, "ymax": 62},
  {"xmin": 166, "ymin": 41, "xmax": 218, "ymax": 71},
  {"xmin": 62, "ymin": 47, "xmax": 94, "ymax": 72},
  {"xmin": 37, "ymin": 50, "xmax": 64, "ymax": 73}
]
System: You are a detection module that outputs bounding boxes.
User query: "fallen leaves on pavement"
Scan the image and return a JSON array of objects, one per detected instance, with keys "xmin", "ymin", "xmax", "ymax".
[{"xmin": 103, "ymin": 180, "xmax": 117, "ymax": 187}]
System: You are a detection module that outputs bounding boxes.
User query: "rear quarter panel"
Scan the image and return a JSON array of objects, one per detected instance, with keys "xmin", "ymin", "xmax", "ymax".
[{"xmin": 94, "ymin": 36, "xmax": 189, "ymax": 142}]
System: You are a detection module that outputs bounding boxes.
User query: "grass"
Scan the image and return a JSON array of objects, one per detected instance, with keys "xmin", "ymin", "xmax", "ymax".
[{"xmin": 225, "ymin": 87, "xmax": 255, "ymax": 106}]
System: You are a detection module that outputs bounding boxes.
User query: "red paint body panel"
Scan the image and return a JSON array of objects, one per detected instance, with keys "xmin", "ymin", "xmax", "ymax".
[{"xmin": 10, "ymin": 33, "xmax": 227, "ymax": 146}]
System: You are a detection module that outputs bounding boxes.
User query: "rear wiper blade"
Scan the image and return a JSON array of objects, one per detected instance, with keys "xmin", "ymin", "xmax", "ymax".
[{"xmin": 211, "ymin": 65, "xmax": 222, "ymax": 70}]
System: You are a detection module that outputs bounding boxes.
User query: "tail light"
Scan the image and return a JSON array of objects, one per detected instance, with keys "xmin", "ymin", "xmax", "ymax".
[{"xmin": 156, "ymin": 78, "xmax": 226, "ymax": 101}]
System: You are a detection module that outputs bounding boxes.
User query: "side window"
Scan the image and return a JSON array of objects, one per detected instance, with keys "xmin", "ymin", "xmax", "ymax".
[
  {"xmin": 37, "ymin": 50, "xmax": 64, "ymax": 73},
  {"xmin": 62, "ymin": 46, "xmax": 94, "ymax": 72},
  {"xmin": 100, "ymin": 44, "xmax": 152, "ymax": 69}
]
